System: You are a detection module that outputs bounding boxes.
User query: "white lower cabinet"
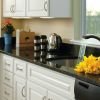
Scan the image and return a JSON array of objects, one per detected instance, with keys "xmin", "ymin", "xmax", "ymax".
[
  {"xmin": 3, "ymin": 84, "xmax": 13, "ymax": 100},
  {"xmin": 48, "ymin": 91, "xmax": 69, "ymax": 100},
  {"xmin": 27, "ymin": 81, "xmax": 47, "ymax": 100},
  {"xmin": 27, "ymin": 63, "xmax": 75, "ymax": 100},
  {"xmin": 27, "ymin": 64, "xmax": 75, "ymax": 100},
  {"xmin": 3, "ymin": 70, "xmax": 13, "ymax": 87},
  {"xmin": 0, "ymin": 54, "xmax": 75, "ymax": 100},
  {"xmin": 27, "ymin": 81, "xmax": 72, "ymax": 100},
  {"xmin": 1, "ymin": 54, "xmax": 14, "ymax": 100},
  {"xmin": 14, "ymin": 75, "xmax": 26, "ymax": 100},
  {"xmin": 0, "ymin": 69, "xmax": 3, "ymax": 99}
]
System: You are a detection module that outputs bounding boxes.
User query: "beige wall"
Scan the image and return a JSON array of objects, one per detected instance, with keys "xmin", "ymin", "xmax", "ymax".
[
  {"xmin": 1, "ymin": 17, "xmax": 74, "ymax": 41},
  {"xmin": 22, "ymin": 18, "xmax": 74, "ymax": 41},
  {"xmin": 11, "ymin": 19, "xmax": 23, "ymax": 36}
]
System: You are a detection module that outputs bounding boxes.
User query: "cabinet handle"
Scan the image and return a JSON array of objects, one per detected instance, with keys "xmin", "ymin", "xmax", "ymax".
[
  {"xmin": 16, "ymin": 67, "xmax": 23, "ymax": 71},
  {"xmin": 10, "ymin": 6, "xmax": 13, "ymax": 13},
  {"xmin": 5, "ymin": 76, "xmax": 10, "ymax": 81},
  {"xmin": 21, "ymin": 86, "xmax": 26, "ymax": 97},
  {"xmin": 12, "ymin": 5, "xmax": 15, "ymax": 13},
  {"xmin": 5, "ymin": 62, "xmax": 10, "ymax": 66},
  {"xmin": 44, "ymin": 1, "xmax": 48, "ymax": 12},
  {"xmin": 4, "ymin": 91, "xmax": 10, "ymax": 96},
  {"xmin": 42, "ymin": 96, "xmax": 47, "ymax": 100},
  {"xmin": 16, "ymin": 65, "xmax": 23, "ymax": 71}
]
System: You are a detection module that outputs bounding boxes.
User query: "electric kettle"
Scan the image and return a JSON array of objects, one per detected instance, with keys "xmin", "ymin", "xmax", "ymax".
[{"xmin": 48, "ymin": 33, "xmax": 62, "ymax": 51}]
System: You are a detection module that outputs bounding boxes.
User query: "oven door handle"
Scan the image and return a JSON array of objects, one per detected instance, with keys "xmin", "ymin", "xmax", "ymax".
[{"xmin": 78, "ymin": 81, "xmax": 89, "ymax": 89}]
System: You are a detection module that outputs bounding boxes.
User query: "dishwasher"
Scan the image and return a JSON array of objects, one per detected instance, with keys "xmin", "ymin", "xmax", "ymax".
[{"xmin": 74, "ymin": 79, "xmax": 100, "ymax": 100}]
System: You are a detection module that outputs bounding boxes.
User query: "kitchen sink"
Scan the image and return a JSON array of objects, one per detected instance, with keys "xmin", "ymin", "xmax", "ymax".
[{"xmin": 47, "ymin": 57, "xmax": 78, "ymax": 68}]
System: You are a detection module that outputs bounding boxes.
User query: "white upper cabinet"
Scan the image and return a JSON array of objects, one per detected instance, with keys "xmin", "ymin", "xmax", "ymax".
[
  {"xmin": 27, "ymin": 0, "xmax": 72, "ymax": 17},
  {"xmin": 13, "ymin": 0, "xmax": 26, "ymax": 17},
  {"xmin": 49, "ymin": 0, "xmax": 72, "ymax": 17},
  {"xmin": 26, "ymin": 0, "xmax": 48, "ymax": 17},
  {"xmin": 3, "ymin": 0, "xmax": 14, "ymax": 17},
  {"xmin": 3, "ymin": 0, "xmax": 26, "ymax": 17},
  {"xmin": 3, "ymin": 0, "xmax": 72, "ymax": 18}
]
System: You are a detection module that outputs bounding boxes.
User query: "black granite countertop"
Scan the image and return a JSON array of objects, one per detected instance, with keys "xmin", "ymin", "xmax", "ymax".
[{"xmin": 0, "ymin": 44, "xmax": 100, "ymax": 87}]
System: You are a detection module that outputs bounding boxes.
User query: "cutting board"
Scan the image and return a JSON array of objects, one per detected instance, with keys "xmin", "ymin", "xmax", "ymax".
[{"xmin": 19, "ymin": 31, "xmax": 35, "ymax": 47}]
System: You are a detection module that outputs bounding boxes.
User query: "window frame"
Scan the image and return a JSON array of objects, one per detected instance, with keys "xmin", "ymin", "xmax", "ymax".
[
  {"xmin": 80, "ymin": 0, "xmax": 86, "ymax": 36},
  {"xmin": 73, "ymin": 0, "xmax": 86, "ymax": 40}
]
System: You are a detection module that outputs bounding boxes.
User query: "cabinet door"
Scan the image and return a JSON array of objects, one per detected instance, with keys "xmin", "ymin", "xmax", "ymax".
[
  {"xmin": 3, "ymin": 0, "xmax": 14, "ymax": 17},
  {"xmin": 27, "ymin": 81, "xmax": 47, "ymax": 100},
  {"xmin": 13, "ymin": 0, "xmax": 26, "ymax": 16},
  {"xmin": 3, "ymin": 0, "xmax": 25, "ymax": 17},
  {"xmin": 14, "ymin": 76, "xmax": 26, "ymax": 100},
  {"xmin": 27, "ymin": 0, "xmax": 49, "ymax": 16},
  {"xmin": 48, "ymin": 91, "xmax": 71, "ymax": 100}
]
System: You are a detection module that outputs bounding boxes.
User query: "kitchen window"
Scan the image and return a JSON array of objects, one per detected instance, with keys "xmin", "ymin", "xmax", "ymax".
[{"xmin": 81, "ymin": 0, "xmax": 100, "ymax": 36}]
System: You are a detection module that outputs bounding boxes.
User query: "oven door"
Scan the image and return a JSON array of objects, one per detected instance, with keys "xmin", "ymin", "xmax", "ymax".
[{"xmin": 74, "ymin": 79, "xmax": 100, "ymax": 100}]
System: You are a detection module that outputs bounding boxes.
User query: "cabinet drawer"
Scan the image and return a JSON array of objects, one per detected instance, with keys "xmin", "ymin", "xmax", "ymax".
[
  {"xmin": 3, "ymin": 70, "xmax": 13, "ymax": 87},
  {"xmin": 28, "ymin": 63, "xmax": 75, "ymax": 98},
  {"xmin": 3, "ymin": 55, "xmax": 13, "ymax": 72},
  {"xmin": 14, "ymin": 59, "xmax": 27, "ymax": 78},
  {"xmin": 3, "ymin": 85, "xmax": 13, "ymax": 100}
]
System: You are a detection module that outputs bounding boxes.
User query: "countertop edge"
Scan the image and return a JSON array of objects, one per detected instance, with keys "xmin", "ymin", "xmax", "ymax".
[{"xmin": 0, "ymin": 50, "xmax": 100, "ymax": 87}]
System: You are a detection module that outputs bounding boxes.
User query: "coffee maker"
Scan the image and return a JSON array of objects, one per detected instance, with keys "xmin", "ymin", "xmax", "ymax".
[{"xmin": 48, "ymin": 33, "xmax": 62, "ymax": 51}]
